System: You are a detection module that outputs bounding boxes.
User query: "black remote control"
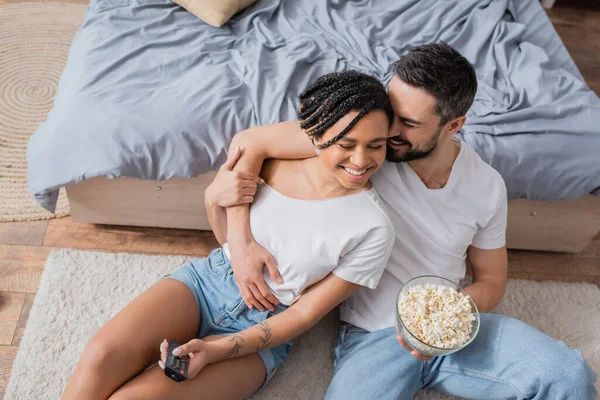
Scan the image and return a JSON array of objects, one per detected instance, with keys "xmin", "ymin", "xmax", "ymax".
[{"xmin": 164, "ymin": 340, "xmax": 189, "ymax": 382}]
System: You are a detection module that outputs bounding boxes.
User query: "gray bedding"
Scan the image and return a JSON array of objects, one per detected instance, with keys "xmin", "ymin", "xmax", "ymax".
[{"xmin": 27, "ymin": 0, "xmax": 600, "ymax": 213}]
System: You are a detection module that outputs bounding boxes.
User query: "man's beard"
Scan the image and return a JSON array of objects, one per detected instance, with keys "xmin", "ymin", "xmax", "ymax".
[{"xmin": 386, "ymin": 128, "xmax": 442, "ymax": 163}]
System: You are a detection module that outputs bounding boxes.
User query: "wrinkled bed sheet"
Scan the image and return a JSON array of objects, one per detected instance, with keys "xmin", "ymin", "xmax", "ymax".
[{"xmin": 27, "ymin": 0, "xmax": 600, "ymax": 212}]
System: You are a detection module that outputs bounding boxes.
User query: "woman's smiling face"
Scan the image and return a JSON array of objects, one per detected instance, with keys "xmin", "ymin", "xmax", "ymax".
[{"xmin": 314, "ymin": 110, "xmax": 390, "ymax": 189}]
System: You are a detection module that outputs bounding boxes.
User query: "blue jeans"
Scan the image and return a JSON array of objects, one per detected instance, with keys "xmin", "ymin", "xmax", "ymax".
[
  {"xmin": 166, "ymin": 247, "xmax": 293, "ymax": 383},
  {"xmin": 326, "ymin": 314, "xmax": 597, "ymax": 399}
]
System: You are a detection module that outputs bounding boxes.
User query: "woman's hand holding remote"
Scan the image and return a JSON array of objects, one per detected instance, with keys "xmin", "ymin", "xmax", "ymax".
[{"xmin": 158, "ymin": 339, "xmax": 213, "ymax": 379}]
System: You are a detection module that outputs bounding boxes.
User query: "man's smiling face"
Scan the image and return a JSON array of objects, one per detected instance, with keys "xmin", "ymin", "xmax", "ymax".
[{"xmin": 385, "ymin": 76, "xmax": 444, "ymax": 163}]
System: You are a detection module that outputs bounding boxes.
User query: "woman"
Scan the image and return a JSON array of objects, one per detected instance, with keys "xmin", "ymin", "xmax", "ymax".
[{"xmin": 62, "ymin": 71, "xmax": 395, "ymax": 400}]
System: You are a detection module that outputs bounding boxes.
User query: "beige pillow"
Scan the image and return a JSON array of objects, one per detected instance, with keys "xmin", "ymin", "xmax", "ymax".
[{"xmin": 174, "ymin": 0, "xmax": 258, "ymax": 27}]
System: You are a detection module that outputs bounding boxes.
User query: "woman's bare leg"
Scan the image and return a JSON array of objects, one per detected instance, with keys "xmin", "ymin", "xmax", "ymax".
[
  {"xmin": 109, "ymin": 354, "xmax": 267, "ymax": 400},
  {"xmin": 62, "ymin": 279, "xmax": 200, "ymax": 400}
]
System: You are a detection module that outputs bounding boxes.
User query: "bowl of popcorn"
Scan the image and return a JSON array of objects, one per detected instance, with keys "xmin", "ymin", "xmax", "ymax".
[{"xmin": 396, "ymin": 275, "xmax": 480, "ymax": 357}]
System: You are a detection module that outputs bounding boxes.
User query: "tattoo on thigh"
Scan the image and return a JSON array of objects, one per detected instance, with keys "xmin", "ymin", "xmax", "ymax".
[
  {"xmin": 256, "ymin": 321, "xmax": 272, "ymax": 351},
  {"xmin": 224, "ymin": 333, "xmax": 244, "ymax": 359}
]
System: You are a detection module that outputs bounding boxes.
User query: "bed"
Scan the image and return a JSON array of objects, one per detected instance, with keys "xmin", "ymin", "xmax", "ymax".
[{"xmin": 27, "ymin": 0, "xmax": 600, "ymax": 252}]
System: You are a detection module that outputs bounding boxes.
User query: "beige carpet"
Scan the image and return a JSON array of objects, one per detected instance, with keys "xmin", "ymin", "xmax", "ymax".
[
  {"xmin": 0, "ymin": 3, "xmax": 86, "ymax": 222},
  {"xmin": 5, "ymin": 249, "xmax": 600, "ymax": 399}
]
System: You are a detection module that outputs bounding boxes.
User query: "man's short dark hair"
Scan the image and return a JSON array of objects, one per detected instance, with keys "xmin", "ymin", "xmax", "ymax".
[{"xmin": 393, "ymin": 42, "xmax": 477, "ymax": 125}]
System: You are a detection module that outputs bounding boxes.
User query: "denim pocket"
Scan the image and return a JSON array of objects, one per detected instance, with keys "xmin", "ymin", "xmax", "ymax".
[
  {"xmin": 333, "ymin": 324, "xmax": 367, "ymax": 368},
  {"xmin": 211, "ymin": 298, "xmax": 245, "ymax": 329},
  {"xmin": 206, "ymin": 248, "xmax": 232, "ymax": 275},
  {"xmin": 346, "ymin": 325, "xmax": 369, "ymax": 336}
]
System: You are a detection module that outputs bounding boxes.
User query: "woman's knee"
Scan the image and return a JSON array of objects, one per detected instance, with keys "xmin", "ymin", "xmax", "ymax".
[
  {"xmin": 78, "ymin": 333, "xmax": 123, "ymax": 372},
  {"xmin": 108, "ymin": 389, "xmax": 145, "ymax": 400}
]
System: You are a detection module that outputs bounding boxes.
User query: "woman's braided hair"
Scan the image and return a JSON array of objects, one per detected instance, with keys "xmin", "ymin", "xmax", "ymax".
[{"xmin": 298, "ymin": 71, "xmax": 394, "ymax": 150}]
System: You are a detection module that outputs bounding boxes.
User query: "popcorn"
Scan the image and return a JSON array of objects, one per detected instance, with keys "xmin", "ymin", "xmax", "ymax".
[{"xmin": 397, "ymin": 283, "xmax": 475, "ymax": 349}]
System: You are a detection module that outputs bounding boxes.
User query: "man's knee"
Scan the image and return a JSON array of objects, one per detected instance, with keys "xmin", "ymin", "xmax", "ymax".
[
  {"xmin": 534, "ymin": 345, "xmax": 597, "ymax": 399},
  {"xmin": 554, "ymin": 350, "xmax": 597, "ymax": 399},
  {"xmin": 456, "ymin": 315, "xmax": 596, "ymax": 399}
]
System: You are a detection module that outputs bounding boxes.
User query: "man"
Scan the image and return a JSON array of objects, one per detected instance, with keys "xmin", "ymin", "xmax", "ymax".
[{"xmin": 205, "ymin": 43, "xmax": 597, "ymax": 399}]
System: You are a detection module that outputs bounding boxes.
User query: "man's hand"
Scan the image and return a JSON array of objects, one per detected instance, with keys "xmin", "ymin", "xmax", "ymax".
[
  {"xmin": 205, "ymin": 147, "xmax": 264, "ymax": 208},
  {"xmin": 395, "ymin": 324, "xmax": 433, "ymax": 361},
  {"xmin": 228, "ymin": 234, "xmax": 283, "ymax": 312}
]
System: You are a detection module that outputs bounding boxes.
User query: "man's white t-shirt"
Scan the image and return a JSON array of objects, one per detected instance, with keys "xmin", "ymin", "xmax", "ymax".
[
  {"xmin": 340, "ymin": 139, "xmax": 508, "ymax": 331},
  {"xmin": 226, "ymin": 185, "xmax": 395, "ymax": 306}
]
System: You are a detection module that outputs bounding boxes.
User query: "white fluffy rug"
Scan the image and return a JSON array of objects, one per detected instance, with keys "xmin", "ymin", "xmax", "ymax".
[{"xmin": 6, "ymin": 249, "xmax": 600, "ymax": 399}]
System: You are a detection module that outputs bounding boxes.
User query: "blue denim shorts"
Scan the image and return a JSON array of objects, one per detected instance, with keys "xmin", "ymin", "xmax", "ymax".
[{"xmin": 166, "ymin": 247, "xmax": 293, "ymax": 383}]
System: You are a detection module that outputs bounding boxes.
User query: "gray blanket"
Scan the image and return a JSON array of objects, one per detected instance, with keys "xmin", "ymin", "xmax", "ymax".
[{"xmin": 27, "ymin": 0, "xmax": 600, "ymax": 213}]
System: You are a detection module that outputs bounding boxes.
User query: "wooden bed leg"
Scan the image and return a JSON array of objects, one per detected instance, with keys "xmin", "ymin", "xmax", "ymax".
[
  {"xmin": 506, "ymin": 195, "xmax": 600, "ymax": 253},
  {"xmin": 67, "ymin": 175, "xmax": 600, "ymax": 253},
  {"xmin": 66, "ymin": 173, "xmax": 217, "ymax": 231}
]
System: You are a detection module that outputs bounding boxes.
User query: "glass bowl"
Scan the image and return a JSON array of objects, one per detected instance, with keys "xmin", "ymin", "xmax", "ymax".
[{"xmin": 395, "ymin": 275, "xmax": 480, "ymax": 357}]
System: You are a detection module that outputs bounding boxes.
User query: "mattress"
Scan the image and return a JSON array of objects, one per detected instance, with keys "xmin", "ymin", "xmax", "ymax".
[
  {"xmin": 456, "ymin": 0, "xmax": 600, "ymax": 199},
  {"xmin": 26, "ymin": 0, "xmax": 600, "ymax": 212}
]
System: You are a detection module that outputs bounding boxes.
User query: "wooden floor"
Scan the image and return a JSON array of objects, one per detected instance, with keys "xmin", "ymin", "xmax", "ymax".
[{"xmin": 0, "ymin": 0, "xmax": 599, "ymax": 397}]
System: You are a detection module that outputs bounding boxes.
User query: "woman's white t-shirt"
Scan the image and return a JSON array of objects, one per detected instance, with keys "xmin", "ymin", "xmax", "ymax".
[{"xmin": 226, "ymin": 185, "xmax": 394, "ymax": 306}]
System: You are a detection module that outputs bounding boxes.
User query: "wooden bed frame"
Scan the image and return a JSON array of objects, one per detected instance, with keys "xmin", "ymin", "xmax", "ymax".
[{"xmin": 65, "ymin": 173, "xmax": 600, "ymax": 253}]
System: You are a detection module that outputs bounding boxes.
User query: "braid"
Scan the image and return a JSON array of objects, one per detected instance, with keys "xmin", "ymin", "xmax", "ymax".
[
  {"xmin": 298, "ymin": 71, "xmax": 394, "ymax": 149},
  {"xmin": 313, "ymin": 101, "xmax": 374, "ymax": 149}
]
